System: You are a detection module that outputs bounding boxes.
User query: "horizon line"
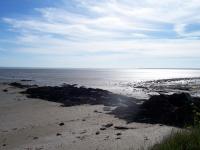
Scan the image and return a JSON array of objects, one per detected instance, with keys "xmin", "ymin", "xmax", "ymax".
[{"xmin": 0, "ymin": 67, "xmax": 200, "ymax": 70}]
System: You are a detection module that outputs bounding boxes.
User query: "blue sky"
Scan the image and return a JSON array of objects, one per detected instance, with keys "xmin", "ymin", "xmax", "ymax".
[{"xmin": 1, "ymin": 0, "xmax": 200, "ymax": 68}]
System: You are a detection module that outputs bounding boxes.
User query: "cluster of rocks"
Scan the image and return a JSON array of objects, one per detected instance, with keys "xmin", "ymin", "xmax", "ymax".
[
  {"xmin": 9, "ymin": 82, "xmax": 37, "ymax": 89},
  {"xmin": 21, "ymin": 84, "xmax": 137, "ymax": 107},
  {"xmin": 136, "ymin": 93, "xmax": 200, "ymax": 127},
  {"xmin": 9, "ymin": 82, "xmax": 200, "ymax": 127},
  {"xmin": 132, "ymin": 78, "xmax": 200, "ymax": 97}
]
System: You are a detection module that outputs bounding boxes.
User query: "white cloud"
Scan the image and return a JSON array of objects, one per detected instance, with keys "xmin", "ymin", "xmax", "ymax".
[
  {"xmin": 13, "ymin": 33, "xmax": 200, "ymax": 59},
  {"xmin": 2, "ymin": 0, "xmax": 200, "ymax": 62}
]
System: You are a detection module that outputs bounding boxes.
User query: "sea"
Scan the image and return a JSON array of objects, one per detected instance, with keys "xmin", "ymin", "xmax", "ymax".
[{"xmin": 0, "ymin": 68, "xmax": 200, "ymax": 98}]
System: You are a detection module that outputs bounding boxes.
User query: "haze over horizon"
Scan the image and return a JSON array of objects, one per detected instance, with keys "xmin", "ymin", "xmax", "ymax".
[{"xmin": 1, "ymin": 0, "xmax": 200, "ymax": 68}]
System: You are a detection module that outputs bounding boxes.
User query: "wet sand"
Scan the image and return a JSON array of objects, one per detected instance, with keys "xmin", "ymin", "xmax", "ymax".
[{"xmin": 0, "ymin": 81, "xmax": 177, "ymax": 150}]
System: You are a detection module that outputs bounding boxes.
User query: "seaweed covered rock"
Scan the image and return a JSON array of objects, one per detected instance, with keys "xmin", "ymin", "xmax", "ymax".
[
  {"xmin": 9, "ymin": 82, "xmax": 37, "ymax": 89},
  {"xmin": 9, "ymin": 82, "xmax": 29, "ymax": 88},
  {"xmin": 22, "ymin": 84, "xmax": 138, "ymax": 107},
  {"xmin": 136, "ymin": 93, "xmax": 200, "ymax": 127}
]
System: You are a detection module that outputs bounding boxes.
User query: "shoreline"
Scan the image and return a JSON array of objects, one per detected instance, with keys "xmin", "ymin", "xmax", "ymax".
[{"xmin": 1, "ymin": 76, "xmax": 200, "ymax": 98}]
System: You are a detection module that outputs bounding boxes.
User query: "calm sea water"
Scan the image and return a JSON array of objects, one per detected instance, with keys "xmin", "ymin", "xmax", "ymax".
[
  {"xmin": 0, "ymin": 68, "xmax": 200, "ymax": 98},
  {"xmin": 0, "ymin": 68, "xmax": 200, "ymax": 89}
]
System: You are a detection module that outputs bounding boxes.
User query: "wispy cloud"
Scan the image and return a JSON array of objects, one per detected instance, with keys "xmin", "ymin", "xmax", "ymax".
[{"xmin": 1, "ymin": 0, "xmax": 200, "ymax": 67}]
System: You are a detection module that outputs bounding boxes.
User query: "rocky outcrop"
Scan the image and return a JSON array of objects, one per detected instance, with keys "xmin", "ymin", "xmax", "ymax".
[
  {"xmin": 9, "ymin": 82, "xmax": 37, "ymax": 89},
  {"xmin": 21, "ymin": 84, "xmax": 138, "ymax": 107},
  {"xmin": 12, "ymin": 81, "xmax": 200, "ymax": 127},
  {"xmin": 136, "ymin": 93, "xmax": 200, "ymax": 127}
]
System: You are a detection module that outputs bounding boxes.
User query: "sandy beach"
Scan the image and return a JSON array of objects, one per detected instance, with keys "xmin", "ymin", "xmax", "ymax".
[{"xmin": 0, "ymin": 81, "xmax": 177, "ymax": 150}]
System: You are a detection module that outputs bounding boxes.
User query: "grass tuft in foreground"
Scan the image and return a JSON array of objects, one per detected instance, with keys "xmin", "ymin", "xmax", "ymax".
[{"xmin": 151, "ymin": 128, "xmax": 200, "ymax": 150}]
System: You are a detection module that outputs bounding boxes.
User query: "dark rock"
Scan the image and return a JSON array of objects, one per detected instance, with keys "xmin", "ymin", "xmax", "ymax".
[
  {"xmin": 59, "ymin": 122, "xmax": 65, "ymax": 126},
  {"xmin": 20, "ymin": 79, "xmax": 33, "ymax": 82},
  {"xmin": 35, "ymin": 147, "xmax": 44, "ymax": 150},
  {"xmin": 22, "ymin": 84, "xmax": 138, "ymax": 108},
  {"xmin": 114, "ymin": 126, "xmax": 131, "ymax": 130},
  {"xmin": 94, "ymin": 110, "xmax": 98, "ymax": 113},
  {"xmin": 168, "ymin": 93, "xmax": 192, "ymax": 107},
  {"xmin": 136, "ymin": 93, "xmax": 200, "ymax": 127},
  {"xmin": 94, "ymin": 110, "xmax": 102, "ymax": 113},
  {"xmin": 100, "ymin": 127, "xmax": 106, "ymax": 130},
  {"xmin": 9, "ymin": 82, "xmax": 30, "ymax": 88},
  {"xmin": 9, "ymin": 82, "xmax": 37, "ymax": 89},
  {"xmin": 96, "ymin": 131, "xmax": 100, "ymax": 135},
  {"xmin": 56, "ymin": 133, "xmax": 62, "ymax": 136},
  {"xmin": 2, "ymin": 144, "xmax": 6, "ymax": 147},
  {"xmin": 33, "ymin": 137, "xmax": 38, "ymax": 140},
  {"xmin": 3, "ymin": 89, "xmax": 8, "ymax": 92},
  {"xmin": 116, "ymin": 133, "xmax": 122, "ymax": 136},
  {"xmin": 103, "ymin": 123, "xmax": 113, "ymax": 128}
]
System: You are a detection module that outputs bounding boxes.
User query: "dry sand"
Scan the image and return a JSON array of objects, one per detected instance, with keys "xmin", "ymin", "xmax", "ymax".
[{"xmin": 0, "ymin": 82, "xmax": 176, "ymax": 150}]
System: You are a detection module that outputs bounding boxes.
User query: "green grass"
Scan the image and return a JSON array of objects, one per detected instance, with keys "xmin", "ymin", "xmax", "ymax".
[{"xmin": 150, "ymin": 128, "xmax": 200, "ymax": 150}]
